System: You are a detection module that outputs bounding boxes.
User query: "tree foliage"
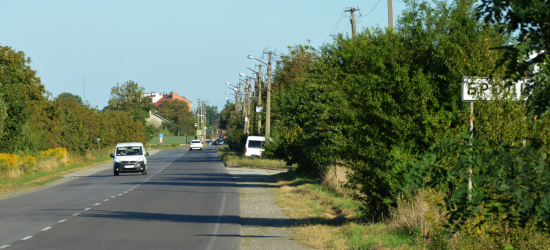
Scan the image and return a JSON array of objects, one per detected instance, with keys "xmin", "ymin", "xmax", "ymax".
[
  {"xmin": 57, "ymin": 92, "xmax": 83, "ymax": 105},
  {"xmin": 107, "ymin": 80, "xmax": 153, "ymax": 125},
  {"xmin": 156, "ymin": 99, "xmax": 195, "ymax": 135},
  {"xmin": 0, "ymin": 45, "xmax": 47, "ymax": 152},
  {"xmin": 267, "ymin": 0, "xmax": 510, "ymax": 214},
  {"xmin": 477, "ymin": 0, "xmax": 550, "ymax": 119},
  {"xmin": 394, "ymin": 133, "xmax": 550, "ymax": 235}
]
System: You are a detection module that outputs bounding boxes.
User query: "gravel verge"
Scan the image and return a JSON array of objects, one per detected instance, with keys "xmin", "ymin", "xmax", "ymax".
[{"xmin": 226, "ymin": 167, "xmax": 312, "ymax": 250}]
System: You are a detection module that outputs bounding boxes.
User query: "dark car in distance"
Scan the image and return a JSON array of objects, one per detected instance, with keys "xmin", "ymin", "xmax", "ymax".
[{"xmin": 213, "ymin": 138, "xmax": 224, "ymax": 145}]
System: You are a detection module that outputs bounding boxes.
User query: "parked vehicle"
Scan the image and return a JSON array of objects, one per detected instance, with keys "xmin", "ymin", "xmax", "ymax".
[
  {"xmin": 189, "ymin": 140, "xmax": 203, "ymax": 151},
  {"xmin": 110, "ymin": 142, "xmax": 149, "ymax": 176},
  {"xmin": 245, "ymin": 136, "xmax": 265, "ymax": 159},
  {"xmin": 213, "ymin": 138, "xmax": 224, "ymax": 145},
  {"xmin": 206, "ymin": 140, "xmax": 211, "ymax": 146}
]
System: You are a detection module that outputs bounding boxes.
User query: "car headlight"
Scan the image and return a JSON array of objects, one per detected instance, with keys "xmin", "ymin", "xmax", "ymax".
[
  {"xmin": 114, "ymin": 158, "xmax": 121, "ymax": 163},
  {"xmin": 138, "ymin": 157, "xmax": 144, "ymax": 162}
]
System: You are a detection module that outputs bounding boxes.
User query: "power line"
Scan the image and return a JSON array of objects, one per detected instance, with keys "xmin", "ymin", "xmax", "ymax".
[
  {"xmin": 365, "ymin": 0, "xmax": 382, "ymax": 16},
  {"xmin": 324, "ymin": 10, "xmax": 344, "ymax": 44}
]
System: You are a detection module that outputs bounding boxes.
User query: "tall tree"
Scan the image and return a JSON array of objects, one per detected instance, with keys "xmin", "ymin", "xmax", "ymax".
[
  {"xmin": 205, "ymin": 105, "xmax": 219, "ymax": 127},
  {"xmin": 107, "ymin": 80, "xmax": 153, "ymax": 124},
  {"xmin": 156, "ymin": 99, "xmax": 194, "ymax": 135},
  {"xmin": 0, "ymin": 45, "xmax": 47, "ymax": 152}
]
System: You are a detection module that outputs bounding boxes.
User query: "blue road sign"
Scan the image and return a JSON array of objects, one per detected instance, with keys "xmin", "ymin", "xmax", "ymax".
[
  {"xmin": 159, "ymin": 133, "xmax": 164, "ymax": 138},
  {"xmin": 97, "ymin": 138, "xmax": 100, "ymax": 141}
]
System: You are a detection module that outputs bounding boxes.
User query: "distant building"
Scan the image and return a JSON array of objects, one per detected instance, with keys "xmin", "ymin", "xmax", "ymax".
[
  {"xmin": 142, "ymin": 91, "xmax": 193, "ymax": 111},
  {"xmin": 145, "ymin": 111, "xmax": 171, "ymax": 129}
]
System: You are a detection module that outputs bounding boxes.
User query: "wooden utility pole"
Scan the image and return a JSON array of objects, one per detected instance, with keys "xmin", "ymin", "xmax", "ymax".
[
  {"xmin": 388, "ymin": 0, "xmax": 393, "ymax": 30},
  {"xmin": 265, "ymin": 52, "xmax": 272, "ymax": 144},
  {"xmin": 197, "ymin": 98, "xmax": 201, "ymax": 139},
  {"xmin": 257, "ymin": 65, "xmax": 262, "ymax": 135},
  {"xmin": 345, "ymin": 7, "xmax": 359, "ymax": 38}
]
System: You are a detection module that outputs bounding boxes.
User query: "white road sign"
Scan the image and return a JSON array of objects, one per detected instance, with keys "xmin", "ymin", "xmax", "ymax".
[{"xmin": 462, "ymin": 77, "xmax": 528, "ymax": 101}]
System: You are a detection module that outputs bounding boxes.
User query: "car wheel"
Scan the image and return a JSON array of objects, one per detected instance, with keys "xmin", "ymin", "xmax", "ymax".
[
  {"xmin": 114, "ymin": 170, "xmax": 119, "ymax": 176},
  {"xmin": 142, "ymin": 168, "xmax": 147, "ymax": 175}
]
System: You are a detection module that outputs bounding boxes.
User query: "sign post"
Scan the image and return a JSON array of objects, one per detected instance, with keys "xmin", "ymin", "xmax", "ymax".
[
  {"xmin": 97, "ymin": 138, "xmax": 100, "ymax": 157},
  {"xmin": 159, "ymin": 133, "xmax": 164, "ymax": 144},
  {"xmin": 461, "ymin": 77, "xmax": 528, "ymax": 197}
]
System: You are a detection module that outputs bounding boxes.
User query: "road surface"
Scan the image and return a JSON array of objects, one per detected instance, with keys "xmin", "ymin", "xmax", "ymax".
[{"xmin": 0, "ymin": 147, "xmax": 240, "ymax": 250}]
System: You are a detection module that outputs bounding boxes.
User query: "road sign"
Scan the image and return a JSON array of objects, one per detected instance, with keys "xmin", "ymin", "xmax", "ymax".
[
  {"xmin": 197, "ymin": 130, "xmax": 202, "ymax": 135},
  {"xmin": 159, "ymin": 133, "xmax": 164, "ymax": 138},
  {"xmin": 97, "ymin": 138, "xmax": 100, "ymax": 141},
  {"xmin": 462, "ymin": 77, "xmax": 526, "ymax": 101}
]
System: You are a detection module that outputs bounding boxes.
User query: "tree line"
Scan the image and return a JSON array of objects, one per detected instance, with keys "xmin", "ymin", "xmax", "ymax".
[{"xmin": 0, "ymin": 46, "xmax": 200, "ymax": 155}]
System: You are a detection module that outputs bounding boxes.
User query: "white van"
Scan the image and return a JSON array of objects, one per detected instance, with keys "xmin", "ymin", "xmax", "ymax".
[
  {"xmin": 245, "ymin": 136, "xmax": 265, "ymax": 158},
  {"xmin": 110, "ymin": 142, "xmax": 149, "ymax": 176}
]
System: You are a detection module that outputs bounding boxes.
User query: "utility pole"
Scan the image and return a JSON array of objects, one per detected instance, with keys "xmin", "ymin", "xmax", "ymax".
[
  {"xmin": 197, "ymin": 99, "xmax": 201, "ymax": 140},
  {"xmin": 257, "ymin": 65, "xmax": 262, "ymax": 135},
  {"xmin": 265, "ymin": 51, "xmax": 272, "ymax": 144},
  {"xmin": 388, "ymin": 0, "xmax": 393, "ymax": 30},
  {"xmin": 202, "ymin": 101, "xmax": 206, "ymax": 143},
  {"xmin": 345, "ymin": 7, "xmax": 359, "ymax": 38},
  {"xmin": 246, "ymin": 78, "xmax": 251, "ymax": 134}
]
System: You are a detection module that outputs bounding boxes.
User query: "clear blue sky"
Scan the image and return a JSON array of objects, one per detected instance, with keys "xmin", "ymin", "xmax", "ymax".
[{"xmin": 1, "ymin": 0, "xmax": 408, "ymax": 111}]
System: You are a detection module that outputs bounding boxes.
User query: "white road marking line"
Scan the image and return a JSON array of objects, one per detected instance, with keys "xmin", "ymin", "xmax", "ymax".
[
  {"xmin": 42, "ymin": 227, "xmax": 52, "ymax": 231},
  {"xmin": 104, "ymin": 199, "xmax": 109, "ymax": 201},
  {"xmin": 73, "ymin": 213, "xmax": 80, "ymax": 216},
  {"xmin": 123, "ymin": 191, "xmax": 127, "ymax": 193},
  {"xmin": 0, "ymin": 245, "xmax": 10, "ymax": 249},
  {"xmin": 84, "ymin": 208, "xmax": 91, "ymax": 211},
  {"xmin": 58, "ymin": 219, "xmax": 67, "ymax": 223},
  {"xmin": 111, "ymin": 196, "xmax": 116, "ymax": 198},
  {"xmin": 118, "ymin": 194, "xmax": 122, "ymax": 196},
  {"xmin": 206, "ymin": 173, "xmax": 227, "ymax": 250},
  {"xmin": 94, "ymin": 203, "xmax": 100, "ymax": 206},
  {"xmin": 21, "ymin": 236, "xmax": 33, "ymax": 241}
]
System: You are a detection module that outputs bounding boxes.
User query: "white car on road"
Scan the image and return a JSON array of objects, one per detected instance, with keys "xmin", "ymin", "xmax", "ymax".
[
  {"xmin": 189, "ymin": 140, "xmax": 203, "ymax": 151},
  {"xmin": 110, "ymin": 142, "xmax": 149, "ymax": 176}
]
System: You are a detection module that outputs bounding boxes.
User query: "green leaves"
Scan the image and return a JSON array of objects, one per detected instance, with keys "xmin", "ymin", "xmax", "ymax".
[{"xmin": 395, "ymin": 134, "xmax": 550, "ymax": 234}]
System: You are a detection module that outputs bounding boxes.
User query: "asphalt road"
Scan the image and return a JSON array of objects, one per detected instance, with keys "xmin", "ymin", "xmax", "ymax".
[{"xmin": 0, "ymin": 146, "xmax": 240, "ymax": 250}]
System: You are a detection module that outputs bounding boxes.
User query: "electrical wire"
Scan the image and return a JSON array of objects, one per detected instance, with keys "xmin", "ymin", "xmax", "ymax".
[
  {"xmin": 365, "ymin": 0, "xmax": 382, "ymax": 16},
  {"xmin": 324, "ymin": 10, "xmax": 344, "ymax": 44}
]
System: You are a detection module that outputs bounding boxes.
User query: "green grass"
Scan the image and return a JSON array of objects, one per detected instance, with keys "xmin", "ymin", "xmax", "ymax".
[
  {"xmin": 279, "ymin": 169, "xmax": 418, "ymax": 249},
  {"xmin": 218, "ymin": 146, "xmax": 296, "ymax": 170}
]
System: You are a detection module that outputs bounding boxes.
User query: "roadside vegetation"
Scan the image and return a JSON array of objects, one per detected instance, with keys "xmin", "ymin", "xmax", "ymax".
[
  {"xmin": 218, "ymin": 146, "xmax": 293, "ymax": 170},
  {"xmin": 0, "ymin": 147, "xmax": 113, "ymax": 196},
  {"xmin": 218, "ymin": 0, "xmax": 550, "ymax": 248}
]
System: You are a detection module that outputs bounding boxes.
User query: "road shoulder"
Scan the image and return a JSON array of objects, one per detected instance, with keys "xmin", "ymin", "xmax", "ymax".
[{"xmin": 226, "ymin": 167, "xmax": 312, "ymax": 250}]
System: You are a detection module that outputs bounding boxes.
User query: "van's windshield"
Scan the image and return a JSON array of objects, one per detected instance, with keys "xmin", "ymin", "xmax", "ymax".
[
  {"xmin": 116, "ymin": 146, "xmax": 143, "ymax": 156},
  {"xmin": 248, "ymin": 140, "xmax": 263, "ymax": 148}
]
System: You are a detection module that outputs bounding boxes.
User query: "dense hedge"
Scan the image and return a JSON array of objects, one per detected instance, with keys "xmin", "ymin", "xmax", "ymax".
[{"xmin": 267, "ymin": 0, "xmax": 514, "ymax": 214}]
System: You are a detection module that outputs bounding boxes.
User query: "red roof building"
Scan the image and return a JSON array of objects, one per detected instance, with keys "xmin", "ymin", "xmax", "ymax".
[{"xmin": 142, "ymin": 91, "xmax": 193, "ymax": 112}]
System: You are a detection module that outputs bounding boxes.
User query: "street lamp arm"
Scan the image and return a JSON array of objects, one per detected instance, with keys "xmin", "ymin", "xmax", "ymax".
[{"xmin": 248, "ymin": 55, "xmax": 267, "ymax": 66}]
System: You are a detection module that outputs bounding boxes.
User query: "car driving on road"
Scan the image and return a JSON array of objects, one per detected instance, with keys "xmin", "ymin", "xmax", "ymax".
[
  {"xmin": 189, "ymin": 140, "xmax": 203, "ymax": 151},
  {"xmin": 110, "ymin": 142, "xmax": 149, "ymax": 176}
]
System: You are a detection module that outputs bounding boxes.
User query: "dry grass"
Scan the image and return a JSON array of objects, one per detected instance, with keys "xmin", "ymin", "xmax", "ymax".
[
  {"xmin": 389, "ymin": 189, "xmax": 446, "ymax": 239},
  {"xmin": 322, "ymin": 165, "xmax": 350, "ymax": 195}
]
